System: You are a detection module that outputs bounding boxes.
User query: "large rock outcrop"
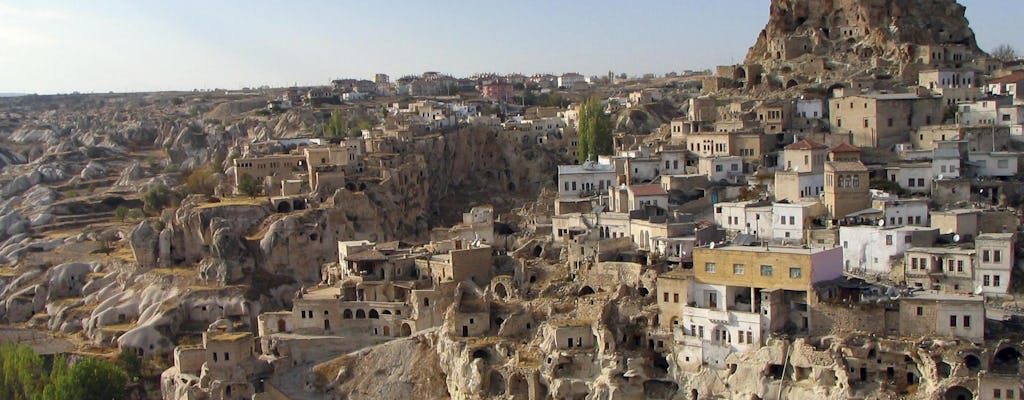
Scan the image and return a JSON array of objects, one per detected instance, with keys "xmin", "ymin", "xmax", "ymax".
[{"xmin": 741, "ymin": 0, "xmax": 988, "ymax": 92}]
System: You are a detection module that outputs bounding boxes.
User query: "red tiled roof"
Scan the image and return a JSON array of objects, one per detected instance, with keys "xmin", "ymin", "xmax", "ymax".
[
  {"xmin": 785, "ymin": 139, "xmax": 828, "ymax": 150},
  {"xmin": 989, "ymin": 71, "xmax": 1024, "ymax": 85},
  {"xmin": 629, "ymin": 184, "xmax": 668, "ymax": 197},
  {"xmin": 830, "ymin": 143, "xmax": 861, "ymax": 153}
]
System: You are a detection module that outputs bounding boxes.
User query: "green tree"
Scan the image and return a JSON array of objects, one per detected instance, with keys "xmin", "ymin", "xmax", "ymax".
[
  {"xmin": 237, "ymin": 173, "xmax": 262, "ymax": 198},
  {"xmin": 114, "ymin": 206, "xmax": 130, "ymax": 221},
  {"xmin": 41, "ymin": 357, "xmax": 128, "ymax": 400},
  {"xmin": 142, "ymin": 184, "xmax": 173, "ymax": 213},
  {"xmin": 0, "ymin": 342, "xmax": 46, "ymax": 400},
  {"xmin": 183, "ymin": 166, "xmax": 218, "ymax": 195},
  {"xmin": 576, "ymin": 97, "xmax": 613, "ymax": 163},
  {"xmin": 324, "ymin": 111, "xmax": 348, "ymax": 138},
  {"xmin": 116, "ymin": 349, "xmax": 142, "ymax": 382}
]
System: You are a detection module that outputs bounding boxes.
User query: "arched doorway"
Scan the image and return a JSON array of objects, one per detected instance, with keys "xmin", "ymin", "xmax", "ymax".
[
  {"xmin": 494, "ymin": 283, "xmax": 509, "ymax": 300},
  {"xmin": 355, "ymin": 309, "xmax": 366, "ymax": 319},
  {"xmin": 400, "ymin": 323, "xmax": 412, "ymax": 337},
  {"xmin": 579, "ymin": 286, "xmax": 595, "ymax": 296},
  {"xmin": 277, "ymin": 318, "xmax": 286, "ymax": 332},
  {"xmin": 277, "ymin": 201, "xmax": 292, "ymax": 213},
  {"xmin": 509, "ymin": 373, "xmax": 529, "ymax": 400},
  {"xmin": 964, "ymin": 354, "xmax": 981, "ymax": 371},
  {"xmin": 383, "ymin": 326, "xmax": 390, "ymax": 336},
  {"xmin": 369, "ymin": 309, "xmax": 380, "ymax": 319},
  {"xmin": 992, "ymin": 347, "xmax": 1022, "ymax": 375},
  {"xmin": 343, "ymin": 309, "xmax": 352, "ymax": 319},
  {"xmin": 487, "ymin": 370, "xmax": 506, "ymax": 396},
  {"xmin": 944, "ymin": 386, "xmax": 973, "ymax": 400}
]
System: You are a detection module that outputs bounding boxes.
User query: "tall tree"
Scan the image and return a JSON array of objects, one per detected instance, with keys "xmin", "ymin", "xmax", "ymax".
[
  {"xmin": 576, "ymin": 97, "xmax": 613, "ymax": 163},
  {"xmin": 992, "ymin": 44, "xmax": 1018, "ymax": 62}
]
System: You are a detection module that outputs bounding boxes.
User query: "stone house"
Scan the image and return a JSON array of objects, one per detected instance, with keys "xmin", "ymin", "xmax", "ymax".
[
  {"xmin": 904, "ymin": 246, "xmax": 975, "ymax": 292},
  {"xmin": 828, "ymin": 93, "xmax": 944, "ymax": 149},
  {"xmin": 899, "ymin": 292, "xmax": 984, "ymax": 342}
]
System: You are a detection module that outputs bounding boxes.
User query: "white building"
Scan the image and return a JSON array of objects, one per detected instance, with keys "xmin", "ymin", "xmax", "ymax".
[
  {"xmin": 771, "ymin": 200, "xmax": 824, "ymax": 243},
  {"xmin": 714, "ymin": 201, "xmax": 773, "ymax": 239},
  {"xmin": 975, "ymin": 233, "xmax": 1015, "ymax": 296},
  {"xmin": 958, "ymin": 99, "xmax": 1002, "ymax": 127},
  {"xmin": 839, "ymin": 225, "xmax": 938, "ymax": 275},
  {"xmin": 795, "ymin": 98, "xmax": 825, "ymax": 120},
  {"xmin": 557, "ymin": 161, "xmax": 616, "ymax": 200},
  {"xmin": 872, "ymin": 192, "xmax": 930, "ymax": 226},
  {"xmin": 885, "ymin": 163, "xmax": 934, "ymax": 193},
  {"xmin": 969, "ymin": 152, "xmax": 1020, "ymax": 177},
  {"xmin": 698, "ymin": 155, "xmax": 743, "ymax": 183}
]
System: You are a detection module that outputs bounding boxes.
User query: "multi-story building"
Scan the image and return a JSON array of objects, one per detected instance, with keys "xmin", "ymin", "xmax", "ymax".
[
  {"xmin": 676, "ymin": 244, "xmax": 843, "ymax": 369},
  {"xmin": 829, "ymin": 93, "xmax": 944, "ymax": 148},
  {"xmin": 975, "ymin": 233, "xmax": 1015, "ymax": 296}
]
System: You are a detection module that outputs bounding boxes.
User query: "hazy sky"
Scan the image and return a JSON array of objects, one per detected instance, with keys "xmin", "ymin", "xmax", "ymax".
[{"xmin": 1, "ymin": 0, "xmax": 1022, "ymax": 94}]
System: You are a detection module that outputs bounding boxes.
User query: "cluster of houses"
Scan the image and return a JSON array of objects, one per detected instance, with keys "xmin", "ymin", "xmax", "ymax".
[{"xmin": 167, "ymin": 59, "xmax": 1024, "ymax": 399}]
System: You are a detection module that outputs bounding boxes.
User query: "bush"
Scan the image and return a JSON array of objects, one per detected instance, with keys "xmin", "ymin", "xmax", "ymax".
[
  {"xmin": 142, "ymin": 184, "xmax": 174, "ymax": 212},
  {"xmin": 237, "ymin": 173, "xmax": 262, "ymax": 198}
]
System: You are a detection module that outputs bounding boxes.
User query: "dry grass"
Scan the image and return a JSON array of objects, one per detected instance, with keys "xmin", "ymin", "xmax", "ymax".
[{"xmin": 196, "ymin": 196, "xmax": 267, "ymax": 209}]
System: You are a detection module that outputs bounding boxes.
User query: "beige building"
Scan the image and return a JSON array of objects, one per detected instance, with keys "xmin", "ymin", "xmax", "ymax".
[
  {"xmin": 899, "ymin": 292, "xmax": 984, "ymax": 342},
  {"xmin": 823, "ymin": 161, "xmax": 870, "ymax": 220},
  {"xmin": 829, "ymin": 93, "xmax": 944, "ymax": 148}
]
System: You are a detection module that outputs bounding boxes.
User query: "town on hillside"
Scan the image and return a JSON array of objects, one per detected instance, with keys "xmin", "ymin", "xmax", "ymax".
[{"xmin": 3, "ymin": 1, "xmax": 1024, "ymax": 400}]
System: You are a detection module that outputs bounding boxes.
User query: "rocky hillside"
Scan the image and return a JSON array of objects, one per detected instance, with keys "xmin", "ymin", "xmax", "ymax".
[{"xmin": 739, "ymin": 0, "xmax": 987, "ymax": 95}]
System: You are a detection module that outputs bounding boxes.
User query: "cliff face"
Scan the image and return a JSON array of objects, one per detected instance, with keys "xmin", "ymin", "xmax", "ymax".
[{"xmin": 742, "ymin": 0, "xmax": 986, "ymax": 89}]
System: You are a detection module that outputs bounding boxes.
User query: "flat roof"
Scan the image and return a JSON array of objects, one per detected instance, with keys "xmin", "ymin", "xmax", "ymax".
[
  {"xmin": 905, "ymin": 246, "xmax": 974, "ymax": 255},
  {"xmin": 699, "ymin": 244, "xmax": 837, "ymax": 255},
  {"xmin": 558, "ymin": 163, "xmax": 616, "ymax": 174},
  {"xmin": 902, "ymin": 291, "xmax": 984, "ymax": 302}
]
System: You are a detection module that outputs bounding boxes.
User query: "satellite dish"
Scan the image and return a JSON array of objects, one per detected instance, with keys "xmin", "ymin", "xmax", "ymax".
[
  {"xmin": 878, "ymin": 219, "xmax": 886, "ymax": 227},
  {"xmin": 938, "ymin": 174, "xmax": 944, "ymax": 180},
  {"xmin": 953, "ymin": 234, "xmax": 961, "ymax": 243},
  {"xmin": 709, "ymin": 242, "xmax": 716, "ymax": 249}
]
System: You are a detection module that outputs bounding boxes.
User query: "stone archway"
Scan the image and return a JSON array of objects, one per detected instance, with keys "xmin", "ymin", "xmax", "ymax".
[
  {"xmin": 508, "ymin": 373, "xmax": 529, "ymax": 399},
  {"xmin": 944, "ymin": 386, "xmax": 973, "ymax": 400},
  {"xmin": 277, "ymin": 201, "xmax": 292, "ymax": 213},
  {"xmin": 487, "ymin": 370, "xmax": 506, "ymax": 397},
  {"xmin": 992, "ymin": 347, "xmax": 1021, "ymax": 375},
  {"xmin": 400, "ymin": 323, "xmax": 412, "ymax": 337},
  {"xmin": 579, "ymin": 286, "xmax": 595, "ymax": 296},
  {"xmin": 494, "ymin": 283, "xmax": 509, "ymax": 300}
]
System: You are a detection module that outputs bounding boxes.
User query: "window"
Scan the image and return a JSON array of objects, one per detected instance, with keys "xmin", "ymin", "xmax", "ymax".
[
  {"xmin": 789, "ymin": 216, "xmax": 795, "ymax": 225},
  {"xmin": 224, "ymin": 352, "xmax": 230, "ymax": 361},
  {"xmin": 733, "ymin": 264, "xmax": 745, "ymax": 275},
  {"xmin": 886, "ymin": 235, "xmax": 893, "ymax": 245},
  {"xmin": 917, "ymin": 178, "xmax": 924, "ymax": 187},
  {"xmin": 995, "ymin": 250, "xmax": 1002, "ymax": 263},
  {"xmin": 789, "ymin": 267, "xmax": 802, "ymax": 279},
  {"xmin": 887, "ymin": 118, "xmax": 893, "ymax": 127},
  {"xmin": 673, "ymin": 293, "xmax": 679, "ymax": 303},
  {"xmin": 663, "ymin": 293, "xmax": 669, "ymax": 302},
  {"xmin": 916, "ymin": 306, "xmax": 923, "ymax": 316},
  {"xmin": 761, "ymin": 265, "xmax": 773, "ymax": 276},
  {"xmin": 705, "ymin": 262, "xmax": 717, "ymax": 273},
  {"xmin": 780, "ymin": 216, "xmax": 786, "ymax": 224},
  {"xmin": 716, "ymin": 164, "xmax": 723, "ymax": 172},
  {"xmin": 984, "ymin": 275, "xmax": 991, "ymax": 286},
  {"xmin": 995, "ymin": 275, "xmax": 1001, "ymax": 287},
  {"xmin": 983, "ymin": 250, "xmax": 991, "ymax": 262},
  {"xmin": 957, "ymin": 260, "xmax": 963, "ymax": 272},
  {"xmin": 911, "ymin": 258, "xmax": 919, "ymax": 269},
  {"xmin": 908, "ymin": 178, "xmax": 915, "ymax": 187},
  {"xmin": 963, "ymin": 315, "xmax": 971, "ymax": 327},
  {"xmin": 995, "ymin": 389, "xmax": 1002, "ymax": 399},
  {"xmin": 950, "ymin": 315, "xmax": 957, "ymax": 327}
]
